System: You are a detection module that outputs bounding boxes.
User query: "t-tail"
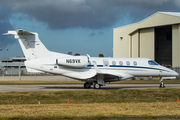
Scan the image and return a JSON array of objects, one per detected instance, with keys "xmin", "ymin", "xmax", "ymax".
[{"xmin": 4, "ymin": 29, "xmax": 51, "ymax": 60}]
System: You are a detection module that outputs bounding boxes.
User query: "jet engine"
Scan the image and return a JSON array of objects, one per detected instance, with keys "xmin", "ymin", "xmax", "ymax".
[{"xmin": 56, "ymin": 56, "xmax": 89, "ymax": 68}]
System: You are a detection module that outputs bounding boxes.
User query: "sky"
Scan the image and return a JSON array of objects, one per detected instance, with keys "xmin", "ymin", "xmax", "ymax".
[{"xmin": 0, "ymin": 0, "xmax": 180, "ymax": 59}]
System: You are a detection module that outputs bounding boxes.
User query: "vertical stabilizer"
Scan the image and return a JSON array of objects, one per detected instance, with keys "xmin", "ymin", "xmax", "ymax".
[{"xmin": 4, "ymin": 29, "xmax": 51, "ymax": 60}]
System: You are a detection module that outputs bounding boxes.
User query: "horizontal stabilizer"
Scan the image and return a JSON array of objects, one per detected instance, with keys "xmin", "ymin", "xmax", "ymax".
[
  {"xmin": 3, "ymin": 31, "xmax": 17, "ymax": 35},
  {"xmin": 4, "ymin": 29, "xmax": 51, "ymax": 60},
  {"xmin": 3, "ymin": 29, "xmax": 34, "ymax": 36},
  {"xmin": 16, "ymin": 29, "xmax": 34, "ymax": 35}
]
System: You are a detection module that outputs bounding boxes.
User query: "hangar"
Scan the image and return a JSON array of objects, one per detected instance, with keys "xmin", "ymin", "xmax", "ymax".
[{"xmin": 113, "ymin": 12, "xmax": 180, "ymax": 68}]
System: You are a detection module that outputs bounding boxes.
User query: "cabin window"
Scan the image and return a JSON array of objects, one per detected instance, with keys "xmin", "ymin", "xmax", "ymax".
[
  {"xmin": 133, "ymin": 61, "xmax": 137, "ymax": 66},
  {"xmin": 54, "ymin": 66, "xmax": 57, "ymax": 68},
  {"xmin": 148, "ymin": 60, "xmax": 158, "ymax": 65},
  {"xmin": 119, "ymin": 61, "xmax": 123, "ymax": 66},
  {"xmin": 126, "ymin": 61, "xmax": 130, "ymax": 66},
  {"xmin": 103, "ymin": 59, "xmax": 109, "ymax": 67},
  {"xmin": 112, "ymin": 61, "xmax": 116, "ymax": 65}
]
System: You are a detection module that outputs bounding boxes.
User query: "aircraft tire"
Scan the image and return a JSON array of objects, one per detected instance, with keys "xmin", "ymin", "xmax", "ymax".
[
  {"xmin": 84, "ymin": 82, "xmax": 87, "ymax": 88},
  {"xmin": 94, "ymin": 83, "xmax": 101, "ymax": 89},
  {"xmin": 84, "ymin": 82, "xmax": 91, "ymax": 89},
  {"xmin": 159, "ymin": 83, "xmax": 165, "ymax": 88}
]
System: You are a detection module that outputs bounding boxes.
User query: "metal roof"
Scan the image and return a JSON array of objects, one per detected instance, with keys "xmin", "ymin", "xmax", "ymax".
[
  {"xmin": 160, "ymin": 12, "xmax": 180, "ymax": 17},
  {"xmin": 114, "ymin": 12, "xmax": 180, "ymax": 30}
]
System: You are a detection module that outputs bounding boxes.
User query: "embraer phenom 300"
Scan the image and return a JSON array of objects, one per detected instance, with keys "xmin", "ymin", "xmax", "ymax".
[{"xmin": 4, "ymin": 30, "xmax": 179, "ymax": 89}]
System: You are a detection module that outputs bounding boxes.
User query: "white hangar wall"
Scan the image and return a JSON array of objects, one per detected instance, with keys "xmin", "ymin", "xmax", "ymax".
[
  {"xmin": 113, "ymin": 12, "xmax": 180, "ymax": 67},
  {"xmin": 173, "ymin": 24, "xmax": 180, "ymax": 67}
]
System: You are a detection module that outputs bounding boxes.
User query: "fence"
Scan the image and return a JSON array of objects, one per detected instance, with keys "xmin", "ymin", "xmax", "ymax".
[
  {"xmin": 0, "ymin": 74, "xmax": 75, "ymax": 81},
  {"xmin": 171, "ymin": 67, "xmax": 180, "ymax": 78},
  {"xmin": 0, "ymin": 67, "xmax": 27, "ymax": 75}
]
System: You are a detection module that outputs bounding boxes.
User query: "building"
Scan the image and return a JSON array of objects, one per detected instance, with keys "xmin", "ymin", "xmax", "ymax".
[
  {"xmin": 0, "ymin": 57, "xmax": 27, "ymax": 75},
  {"xmin": 113, "ymin": 12, "xmax": 180, "ymax": 68}
]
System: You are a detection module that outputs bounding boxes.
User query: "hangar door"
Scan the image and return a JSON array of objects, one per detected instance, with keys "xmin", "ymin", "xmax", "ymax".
[{"xmin": 155, "ymin": 25, "xmax": 172, "ymax": 67}]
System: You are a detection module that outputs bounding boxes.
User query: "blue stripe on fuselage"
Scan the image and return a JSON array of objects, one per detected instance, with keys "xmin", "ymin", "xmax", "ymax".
[{"xmin": 87, "ymin": 65, "xmax": 169, "ymax": 72}]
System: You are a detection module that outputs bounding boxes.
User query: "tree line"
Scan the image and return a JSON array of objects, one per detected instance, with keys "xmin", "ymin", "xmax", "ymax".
[{"xmin": 74, "ymin": 53, "xmax": 104, "ymax": 57}]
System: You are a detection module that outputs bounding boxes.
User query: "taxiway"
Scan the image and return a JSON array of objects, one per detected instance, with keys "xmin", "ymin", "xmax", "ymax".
[{"xmin": 0, "ymin": 84, "xmax": 180, "ymax": 92}]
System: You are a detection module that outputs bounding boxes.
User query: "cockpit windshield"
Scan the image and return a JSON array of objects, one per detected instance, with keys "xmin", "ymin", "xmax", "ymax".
[{"xmin": 148, "ymin": 60, "xmax": 159, "ymax": 65}]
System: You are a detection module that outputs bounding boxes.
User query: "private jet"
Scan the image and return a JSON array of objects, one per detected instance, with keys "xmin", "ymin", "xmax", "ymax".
[{"xmin": 4, "ymin": 30, "xmax": 179, "ymax": 89}]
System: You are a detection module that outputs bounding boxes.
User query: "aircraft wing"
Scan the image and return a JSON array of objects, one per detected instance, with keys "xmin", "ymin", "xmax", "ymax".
[
  {"xmin": 92, "ymin": 61, "xmax": 134, "ymax": 85},
  {"xmin": 93, "ymin": 71, "xmax": 134, "ymax": 81}
]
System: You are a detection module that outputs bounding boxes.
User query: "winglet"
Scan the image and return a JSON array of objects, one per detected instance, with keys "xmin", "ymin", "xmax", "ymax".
[
  {"xmin": 87, "ymin": 54, "xmax": 91, "ymax": 58},
  {"xmin": 92, "ymin": 61, "xmax": 102, "ymax": 74},
  {"xmin": 92, "ymin": 62, "xmax": 105, "ymax": 86}
]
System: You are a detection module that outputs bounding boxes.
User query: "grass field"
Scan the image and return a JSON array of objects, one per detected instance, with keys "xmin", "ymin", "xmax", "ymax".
[
  {"xmin": 0, "ymin": 89, "xmax": 180, "ymax": 119},
  {"xmin": 0, "ymin": 79, "xmax": 179, "ymax": 85},
  {"xmin": 0, "ymin": 89, "xmax": 180, "ymax": 104},
  {"xmin": 0, "ymin": 102, "xmax": 179, "ymax": 119}
]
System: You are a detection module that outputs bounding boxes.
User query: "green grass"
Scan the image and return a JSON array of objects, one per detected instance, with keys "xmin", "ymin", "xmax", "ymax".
[
  {"xmin": 0, "ymin": 102, "xmax": 179, "ymax": 120},
  {"xmin": 0, "ymin": 89, "xmax": 180, "ymax": 119},
  {"xmin": 0, "ymin": 88, "xmax": 180, "ymax": 104},
  {"xmin": 0, "ymin": 81, "xmax": 84, "ymax": 85}
]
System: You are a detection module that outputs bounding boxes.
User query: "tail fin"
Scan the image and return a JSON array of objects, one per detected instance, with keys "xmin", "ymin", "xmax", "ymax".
[{"xmin": 4, "ymin": 29, "xmax": 51, "ymax": 60}]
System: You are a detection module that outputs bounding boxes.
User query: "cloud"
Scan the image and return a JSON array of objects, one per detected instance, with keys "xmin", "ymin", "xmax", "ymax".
[
  {"xmin": 174, "ymin": 0, "xmax": 180, "ymax": 7},
  {"xmin": 0, "ymin": 5, "xmax": 15, "ymax": 49},
  {"xmin": 89, "ymin": 31, "xmax": 104, "ymax": 37},
  {"xmin": 98, "ymin": 31, "xmax": 104, "ymax": 35},
  {"xmin": 89, "ymin": 32, "xmax": 96, "ymax": 37},
  {"xmin": 0, "ymin": 0, "xmax": 179, "ymax": 30},
  {"xmin": 0, "ymin": 0, "xmax": 179, "ymax": 54}
]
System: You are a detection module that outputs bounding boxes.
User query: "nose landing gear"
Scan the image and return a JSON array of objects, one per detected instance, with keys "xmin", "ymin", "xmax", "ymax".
[{"xmin": 159, "ymin": 78, "xmax": 165, "ymax": 88}]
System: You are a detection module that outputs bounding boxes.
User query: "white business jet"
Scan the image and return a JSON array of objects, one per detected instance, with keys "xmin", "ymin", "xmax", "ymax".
[{"xmin": 4, "ymin": 30, "xmax": 179, "ymax": 89}]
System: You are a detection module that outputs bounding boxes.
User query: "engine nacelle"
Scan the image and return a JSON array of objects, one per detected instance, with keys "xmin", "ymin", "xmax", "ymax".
[{"xmin": 56, "ymin": 56, "xmax": 89, "ymax": 68}]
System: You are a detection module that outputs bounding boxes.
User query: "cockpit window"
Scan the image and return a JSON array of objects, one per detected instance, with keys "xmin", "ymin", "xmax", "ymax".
[{"xmin": 148, "ymin": 60, "xmax": 158, "ymax": 65}]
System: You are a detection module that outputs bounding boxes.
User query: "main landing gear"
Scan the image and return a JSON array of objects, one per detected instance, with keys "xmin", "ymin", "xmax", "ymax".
[
  {"xmin": 84, "ymin": 82, "xmax": 92, "ymax": 88},
  {"xmin": 159, "ymin": 78, "xmax": 165, "ymax": 88},
  {"xmin": 84, "ymin": 82, "xmax": 102, "ymax": 89}
]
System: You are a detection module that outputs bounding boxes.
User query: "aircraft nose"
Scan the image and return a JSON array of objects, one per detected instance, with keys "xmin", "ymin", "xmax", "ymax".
[{"xmin": 172, "ymin": 70, "xmax": 179, "ymax": 76}]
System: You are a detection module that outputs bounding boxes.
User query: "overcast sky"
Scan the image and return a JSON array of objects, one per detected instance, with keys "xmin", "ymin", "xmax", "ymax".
[{"xmin": 0, "ymin": 0, "xmax": 180, "ymax": 58}]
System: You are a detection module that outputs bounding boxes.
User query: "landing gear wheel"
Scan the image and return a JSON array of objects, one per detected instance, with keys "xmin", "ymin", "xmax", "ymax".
[
  {"xmin": 159, "ymin": 82, "xmax": 165, "ymax": 88},
  {"xmin": 84, "ymin": 82, "xmax": 91, "ymax": 89},
  {"xmin": 94, "ymin": 83, "xmax": 101, "ymax": 89}
]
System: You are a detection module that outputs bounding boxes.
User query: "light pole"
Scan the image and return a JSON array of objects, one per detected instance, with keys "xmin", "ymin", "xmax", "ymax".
[
  {"xmin": 0, "ymin": 49, "xmax": 2, "ymax": 61},
  {"xmin": 7, "ymin": 49, "xmax": 8, "ymax": 60},
  {"xmin": 7, "ymin": 49, "xmax": 8, "ymax": 70},
  {"xmin": 19, "ymin": 64, "xmax": 21, "ymax": 81},
  {"xmin": 0, "ymin": 49, "xmax": 2, "ymax": 79}
]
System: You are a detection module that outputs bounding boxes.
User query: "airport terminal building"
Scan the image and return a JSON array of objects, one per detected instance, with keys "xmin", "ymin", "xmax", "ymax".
[
  {"xmin": 113, "ymin": 12, "xmax": 180, "ymax": 68},
  {"xmin": 0, "ymin": 57, "xmax": 27, "ymax": 75}
]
